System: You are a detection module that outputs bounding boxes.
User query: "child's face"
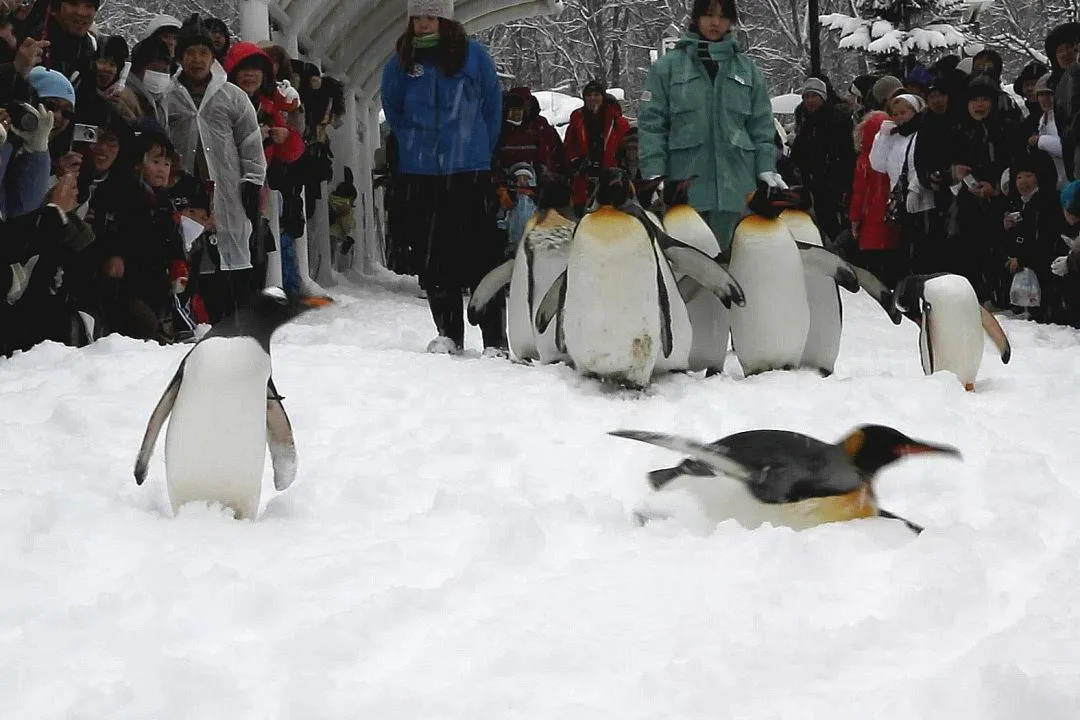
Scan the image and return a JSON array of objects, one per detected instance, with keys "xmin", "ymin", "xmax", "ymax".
[
  {"xmin": 141, "ymin": 145, "xmax": 173, "ymax": 188},
  {"xmin": 1015, "ymin": 170, "xmax": 1038, "ymax": 196},
  {"xmin": 515, "ymin": 175, "xmax": 531, "ymax": 189}
]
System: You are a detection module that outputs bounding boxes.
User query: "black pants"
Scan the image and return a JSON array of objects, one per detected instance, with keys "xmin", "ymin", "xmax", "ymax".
[
  {"xmin": 200, "ymin": 269, "xmax": 254, "ymax": 324},
  {"xmin": 428, "ymin": 285, "xmax": 506, "ymax": 349}
]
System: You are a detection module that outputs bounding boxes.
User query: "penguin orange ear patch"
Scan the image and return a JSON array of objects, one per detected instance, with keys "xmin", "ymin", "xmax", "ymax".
[{"xmin": 301, "ymin": 296, "xmax": 334, "ymax": 308}]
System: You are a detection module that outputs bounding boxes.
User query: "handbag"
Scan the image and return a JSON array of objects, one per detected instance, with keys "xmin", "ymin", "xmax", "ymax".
[{"xmin": 884, "ymin": 135, "xmax": 916, "ymax": 226}]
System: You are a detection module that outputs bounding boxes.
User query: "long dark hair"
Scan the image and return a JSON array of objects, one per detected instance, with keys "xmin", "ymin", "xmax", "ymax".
[{"xmin": 395, "ymin": 17, "xmax": 467, "ymax": 77}]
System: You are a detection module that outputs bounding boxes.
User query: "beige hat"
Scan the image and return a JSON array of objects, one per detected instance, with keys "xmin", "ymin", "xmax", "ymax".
[
  {"xmin": 407, "ymin": 0, "xmax": 454, "ymax": 19},
  {"xmin": 872, "ymin": 75, "xmax": 904, "ymax": 106}
]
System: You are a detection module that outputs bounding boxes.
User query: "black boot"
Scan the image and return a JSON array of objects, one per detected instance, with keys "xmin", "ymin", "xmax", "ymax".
[{"xmin": 426, "ymin": 285, "xmax": 464, "ymax": 351}]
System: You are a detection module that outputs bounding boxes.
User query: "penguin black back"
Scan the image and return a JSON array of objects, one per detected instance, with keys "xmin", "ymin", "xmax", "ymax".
[
  {"xmin": 593, "ymin": 167, "xmax": 634, "ymax": 208},
  {"xmin": 206, "ymin": 287, "xmax": 333, "ymax": 352}
]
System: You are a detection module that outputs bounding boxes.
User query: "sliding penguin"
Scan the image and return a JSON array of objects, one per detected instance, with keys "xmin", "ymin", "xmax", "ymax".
[
  {"xmin": 534, "ymin": 168, "xmax": 744, "ymax": 388},
  {"xmin": 134, "ymin": 287, "xmax": 333, "ymax": 519},
  {"xmin": 662, "ymin": 180, "xmax": 731, "ymax": 376},
  {"xmin": 894, "ymin": 273, "xmax": 1011, "ymax": 391},
  {"xmin": 610, "ymin": 424, "xmax": 961, "ymax": 533},
  {"xmin": 468, "ymin": 190, "xmax": 575, "ymax": 364}
]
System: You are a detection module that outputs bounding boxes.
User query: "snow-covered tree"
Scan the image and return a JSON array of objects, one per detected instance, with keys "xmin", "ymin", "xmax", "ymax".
[
  {"xmin": 821, "ymin": 0, "xmax": 970, "ymax": 66},
  {"xmin": 95, "ymin": 0, "xmax": 238, "ymax": 46}
]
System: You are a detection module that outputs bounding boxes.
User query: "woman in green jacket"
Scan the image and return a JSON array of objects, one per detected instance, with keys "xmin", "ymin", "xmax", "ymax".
[{"xmin": 639, "ymin": 0, "xmax": 785, "ymax": 254}]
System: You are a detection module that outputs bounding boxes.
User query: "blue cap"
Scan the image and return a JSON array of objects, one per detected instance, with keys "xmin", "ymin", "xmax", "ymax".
[
  {"xmin": 1061, "ymin": 180, "xmax": 1080, "ymax": 214},
  {"xmin": 27, "ymin": 67, "xmax": 76, "ymax": 106}
]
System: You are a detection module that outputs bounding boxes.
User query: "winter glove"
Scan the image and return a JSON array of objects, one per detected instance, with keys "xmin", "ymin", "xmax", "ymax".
[
  {"xmin": 240, "ymin": 182, "xmax": 262, "ymax": 221},
  {"xmin": 1062, "ymin": 234, "xmax": 1080, "ymax": 252},
  {"xmin": 9, "ymin": 103, "xmax": 54, "ymax": 153},
  {"xmin": 1051, "ymin": 256, "xmax": 1069, "ymax": 277},
  {"xmin": 6, "ymin": 255, "xmax": 40, "ymax": 304},
  {"xmin": 758, "ymin": 171, "xmax": 789, "ymax": 190},
  {"xmin": 277, "ymin": 79, "xmax": 301, "ymax": 108}
]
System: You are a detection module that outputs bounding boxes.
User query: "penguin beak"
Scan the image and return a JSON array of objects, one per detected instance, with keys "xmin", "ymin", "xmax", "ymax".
[
  {"xmin": 894, "ymin": 441, "xmax": 962, "ymax": 460},
  {"xmin": 301, "ymin": 295, "xmax": 334, "ymax": 308}
]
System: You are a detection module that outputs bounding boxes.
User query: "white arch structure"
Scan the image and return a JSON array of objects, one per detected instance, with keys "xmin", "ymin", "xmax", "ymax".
[{"xmin": 236, "ymin": 0, "xmax": 564, "ymax": 284}]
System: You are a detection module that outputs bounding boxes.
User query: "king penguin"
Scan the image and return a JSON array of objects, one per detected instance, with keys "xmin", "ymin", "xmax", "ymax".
[
  {"xmin": 468, "ymin": 187, "xmax": 575, "ymax": 364},
  {"xmin": 893, "ymin": 273, "xmax": 1011, "ymax": 391},
  {"xmin": 610, "ymin": 424, "xmax": 961, "ymax": 533},
  {"xmin": 134, "ymin": 287, "xmax": 333, "ymax": 519},
  {"xmin": 662, "ymin": 179, "xmax": 732, "ymax": 376},
  {"xmin": 533, "ymin": 168, "xmax": 744, "ymax": 388}
]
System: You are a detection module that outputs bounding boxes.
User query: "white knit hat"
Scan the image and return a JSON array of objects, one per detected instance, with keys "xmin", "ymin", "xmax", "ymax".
[{"xmin": 407, "ymin": 0, "xmax": 454, "ymax": 20}]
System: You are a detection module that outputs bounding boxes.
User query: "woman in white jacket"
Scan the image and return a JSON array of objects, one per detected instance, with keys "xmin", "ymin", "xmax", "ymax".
[
  {"xmin": 1029, "ymin": 73, "xmax": 1068, "ymax": 189},
  {"xmin": 869, "ymin": 93, "xmax": 934, "ymax": 277}
]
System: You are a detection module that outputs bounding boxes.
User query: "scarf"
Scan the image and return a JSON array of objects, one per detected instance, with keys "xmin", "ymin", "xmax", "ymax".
[{"xmin": 413, "ymin": 33, "xmax": 440, "ymax": 49}]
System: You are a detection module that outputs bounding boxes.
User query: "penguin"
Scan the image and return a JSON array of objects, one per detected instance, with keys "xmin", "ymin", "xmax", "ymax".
[
  {"xmin": 728, "ymin": 187, "xmax": 859, "ymax": 376},
  {"xmin": 533, "ymin": 168, "xmax": 745, "ymax": 388},
  {"xmin": 134, "ymin": 287, "xmax": 333, "ymax": 520},
  {"xmin": 610, "ymin": 424, "xmax": 962, "ymax": 533},
  {"xmin": 661, "ymin": 179, "xmax": 731, "ymax": 376},
  {"xmin": 468, "ymin": 190, "xmax": 575, "ymax": 364},
  {"xmin": 893, "ymin": 273, "xmax": 1011, "ymax": 391}
]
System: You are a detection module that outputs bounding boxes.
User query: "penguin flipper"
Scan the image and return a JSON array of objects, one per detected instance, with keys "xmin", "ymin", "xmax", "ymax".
[
  {"xmin": 877, "ymin": 508, "xmax": 924, "ymax": 534},
  {"xmin": 662, "ymin": 246, "xmax": 745, "ymax": 308},
  {"xmin": 797, "ymin": 244, "xmax": 860, "ymax": 293},
  {"xmin": 266, "ymin": 381, "xmax": 298, "ymax": 492},
  {"xmin": 133, "ymin": 363, "xmax": 185, "ymax": 486},
  {"xmin": 647, "ymin": 459, "xmax": 717, "ymax": 490},
  {"xmin": 467, "ymin": 259, "xmax": 514, "ymax": 325},
  {"xmin": 609, "ymin": 430, "xmax": 755, "ymax": 482},
  {"xmin": 535, "ymin": 270, "xmax": 567, "ymax": 334},
  {"xmin": 851, "ymin": 265, "xmax": 904, "ymax": 325},
  {"xmin": 980, "ymin": 306, "xmax": 1012, "ymax": 364},
  {"xmin": 676, "ymin": 275, "xmax": 705, "ymax": 303}
]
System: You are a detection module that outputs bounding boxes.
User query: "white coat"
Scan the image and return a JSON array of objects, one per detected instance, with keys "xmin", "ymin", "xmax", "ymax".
[
  {"xmin": 158, "ymin": 62, "xmax": 266, "ymax": 271},
  {"xmin": 869, "ymin": 120, "xmax": 934, "ymax": 214}
]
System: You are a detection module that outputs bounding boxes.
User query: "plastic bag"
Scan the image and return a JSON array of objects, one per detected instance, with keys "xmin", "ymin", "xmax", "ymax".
[{"xmin": 1009, "ymin": 267, "xmax": 1041, "ymax": 308}]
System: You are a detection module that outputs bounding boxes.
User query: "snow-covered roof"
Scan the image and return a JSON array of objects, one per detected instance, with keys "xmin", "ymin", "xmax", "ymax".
[{"xmin": 267, "ymin": 0, "xmax": 563, "ymax": 97}]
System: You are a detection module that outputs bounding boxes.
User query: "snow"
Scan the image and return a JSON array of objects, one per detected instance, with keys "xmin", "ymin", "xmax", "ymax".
[
  {"xmin": 4, "ymin": 275, "xmax": 1080, "ymax": 717},
  {"xmin": 535, "ymin": 88, "xmax": 624, "ymax": 140}
]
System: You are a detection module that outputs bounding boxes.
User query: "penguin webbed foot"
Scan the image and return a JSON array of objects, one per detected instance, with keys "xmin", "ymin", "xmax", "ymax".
[{"xmin": 877, "ymin": 508, "xmax": 924, "ymax": 534}]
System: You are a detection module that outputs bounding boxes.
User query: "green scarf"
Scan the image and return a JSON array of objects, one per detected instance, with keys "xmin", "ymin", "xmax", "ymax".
[{"xmin": 413, "ymin": 33, "xmax": 440, "ymax": 49}]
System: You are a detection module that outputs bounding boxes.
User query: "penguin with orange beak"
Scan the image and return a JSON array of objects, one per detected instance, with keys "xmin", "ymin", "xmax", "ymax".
[{"xmin": 610, "ymin": 424, "xmax": 962, "ymax": 533}]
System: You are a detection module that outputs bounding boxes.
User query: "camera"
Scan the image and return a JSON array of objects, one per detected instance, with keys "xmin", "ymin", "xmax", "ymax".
[
  {"xmin": 71, "ymin": 123, "xmax": 99, "ymax": 147},
  {"xmin": 962, "ymin": 174, "xmax": 978, "ymax": 190},
  {"xmin": 6, "ymin": 102, "xmax": 38, "ymax": 133}
]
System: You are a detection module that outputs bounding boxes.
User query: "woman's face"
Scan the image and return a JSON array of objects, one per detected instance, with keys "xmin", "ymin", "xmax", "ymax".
[
  {"xmin": 1038, "ymin": 91, "xmax": 1054, "ymax": 113},
  {"xmin": 890, "ymin": 98, "xmax": 916, "ymax": 125},
  {"xmin": 412, "ymin": 15, "xmax": 438, "ymax": 36},
  {"xmin": 697, "ymin": 2, "xmax": 732, "ymax": 42},
  {"xmin": 1015, "ymin": 170, "xmax": 1038, "ymax": 196},
  {"xmin": 1056, "ymin": 42, "xmax": 1076, "ymax": 70},
  {"xmin": 968, "ymin": 96, "xmax": 992, "ymax": 121}
]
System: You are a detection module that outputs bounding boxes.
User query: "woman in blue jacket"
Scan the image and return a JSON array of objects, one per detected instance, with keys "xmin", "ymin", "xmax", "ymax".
[{"xmin": 381, "ymin": 0, "xmax": 504, "ymax": 354}]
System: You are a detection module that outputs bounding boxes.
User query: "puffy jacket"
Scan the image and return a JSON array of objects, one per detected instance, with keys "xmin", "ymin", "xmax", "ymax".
[
  {"xmin": 638, "ymin": 32, "xmax": 775, "ymax": 216},
  {"xmin": 223, "ymin": 42, "xmax": 305, "ymax": 165},
  {"xmin": 380, "ymin": 39, "xmax": 502, "ymax": 176},
  {"xmin": 849, "ymin": 112, "xmax": 900, "ymax": 251},
  {"xmin": 563, "ymin": 99, "xmax": 630, "ymax": 206},
  {"xmin": 494, "ymin": 86, "xmax": 561, "ymax": 183}
]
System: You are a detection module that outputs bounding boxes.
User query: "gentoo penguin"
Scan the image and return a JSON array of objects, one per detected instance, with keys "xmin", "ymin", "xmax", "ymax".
[
  {"xmin": 662, "ymin": 179, "xmax": 731, "ymax": 376},
  {"xmin": 610, "ymin": 424, "xmax": 962, "ymax": 533},
  {"xmin": 728, "ymin": 187, "xmax": 859, "ymax": 376},
  {"xmin": 893, "ymin": 273, "xmax": 1011, "ymax": 391},
  {"xmin": 468, "ymin": 188, "xmax": 575, "ymax": 364},
  {"xmin": 134, "ymin": 287, "xmax": 333, "ymax": 519},
  {"xmin": 533, "ymin": 168, "xmax": 744, "ymax": 388}
]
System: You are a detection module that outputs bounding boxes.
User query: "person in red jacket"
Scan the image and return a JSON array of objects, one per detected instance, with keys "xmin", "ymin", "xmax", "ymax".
[
  {"xmin": 494, "ymin": 86, "xmax": 560, "ymax": 187},
  {"xmin": 563, "ymin": 79, "xmax": 630, "ymax": 216},
  {"xmin": 222, "ymin": 41, "xmax": 305, "ymax": 165},
  {"xmin": 849, "ymin": 110, "xmax": 903, "ymax": 285}
]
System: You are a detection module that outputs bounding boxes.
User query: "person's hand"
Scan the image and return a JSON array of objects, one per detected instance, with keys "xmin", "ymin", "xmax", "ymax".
[
  {"xmin": 1051, "ymin": 255, "xmax": 1069, "ymax": 277},
  {"xmin": 1005, "ymin": 257, "xmax": 1019, "ymax": 273},
  {"xmin": 973, "ymin": 181, "xmax": 995, "ymax": 198},
  {"xmin": 102, "ymin": 256, "xmax": 124, "ymax": 278},
  {"xmin": 954, "ymin": 164, "xmax": 972, "ymax": 180},
  {"xmin": 758, "ymin": 170, "xmax": 788, "ymax": 189},
  {"xmin": 1028, "ymin": 134, "xmax": 1039, "ymax": 147},
  {"xmin": 240, "ymin": 182, "xmax": 261, "ymax": 220},
  {"xmin": 14, "ymin": 37, "xmax": 48, "ymax": 76},
  {"xmin": 1003, "ymin": 213, "xmax": 1018, "ymax": 230},
  {"xmin": 268, "ymin": 126, "xmax": 289, "ymax": 145},
  {"xmin": 260, "ymin": 124, "xmax": 271, "ymax": 141},
  {"xmin": 9, "ymin": 103, "xmax": 53, "ymax": 152},
  {"xmin": 48, "ymin": 171, "xmax": 78, "ymax": 213},
  {"xmin": 851, "ymin": 222, "xmax": 860, "ymax": 239},
  {"xmin": 6, "ymin": 255, "xmax": 39, "ymax": 304},
  {"xmin": 56, "ymin": 151, "xmax": 83, "ymax": 178}
]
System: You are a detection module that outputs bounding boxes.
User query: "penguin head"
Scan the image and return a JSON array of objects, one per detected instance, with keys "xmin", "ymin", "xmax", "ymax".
[
  {"xmin": 744, "ymin": 184, "xmax": 810, "ymax": 219},
  {"xmin": 662, "ymin": 176, "xmax": 696, "ymax": 208},
  {"xmin": 593, "ymin": 167, "xmax": 634, "ymax": 207},
  {"xmin": 842, "ymin": 425, "xmax": 962, "ymax": 476},
  {"xmin": 209, "ymin": 287, "xmax": 334, "ymax": 349}
]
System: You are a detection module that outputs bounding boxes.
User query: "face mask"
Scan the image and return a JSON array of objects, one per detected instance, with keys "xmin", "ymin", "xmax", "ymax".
[
  {"xmin": 506, "ymin": 118, "xmax": 522, "ymax": 126},
  {"xmin": 143, "ymin": 70, "xmax": 171, "ymax": 95}
]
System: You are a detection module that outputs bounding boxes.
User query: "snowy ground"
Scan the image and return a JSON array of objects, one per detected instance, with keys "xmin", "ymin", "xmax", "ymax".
[{"xmin": 3, "ymin": 274, "xmax": 1080, "ymax": 719}]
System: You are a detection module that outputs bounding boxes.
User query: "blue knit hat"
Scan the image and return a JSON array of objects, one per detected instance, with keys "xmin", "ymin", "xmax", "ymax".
[
  {"xmin": 1061, "ymin": 180, "xmax": 1080, "ymax": 215},
  {"xmin": 27, "ymin": 67, "xmax": 75, "ymax": 105}
]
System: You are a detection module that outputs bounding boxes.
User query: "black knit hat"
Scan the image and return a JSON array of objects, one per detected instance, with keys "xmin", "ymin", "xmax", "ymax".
[
  {"xmin": 98, "ymin": 35, "xmax": 129, "ymax": 65},
  {"xmin": 203, "ymin": 17, "xmax": 230, "ymax": 37},
  {"xmin": 175, "ymin": 14, "xmax": 215, "ymax": 58},
  {"xmin": 503, "ymin": 91, "xmax": 525, "ymax": 109},
  {"xmin": 1046, "ymin": 23, "xmax": 1080, "ymax": 64},
  {"xmin": 582, "ymin": 79, "xmax": 606, "ymax": 97},
  {"xmin": 966, "ymin": 75, "xmax": 999, "ymax": 102},
  {"xmin": 690, "ymin": 0, "xmax": 738, "ymax": 27},
  {"xmin": 130, "ymin": 38, "xmax": 171, "ymax": 73}
]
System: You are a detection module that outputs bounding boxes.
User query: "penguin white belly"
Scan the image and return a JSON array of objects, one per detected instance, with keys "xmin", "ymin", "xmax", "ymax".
[
  {"xmin": 800, "ymin": 275, "xmax": 843, "ymax": 375},
  {"xmin": 507, "ymin": 241, "xmax": 538, "ymax": 362},
  {"xmin": 920, "ymin": 275, "xmax": 984, "ymax": 387},
  {"xmin": 728, "ymin": 218, "xmax": 810, "ymax": 375},
  {"xmin": 164, "ymin": 337, "xmax": 271, "ymax": 519},
  {"xmin": 652, "ymin": 237, "xmax": 692, "ymax": 372},
  {"xmin": 563, "ymin": 210, "xmax": 663, "ymax": 387},
  {"xmin": 638, "ymin": 475, "xmax": 860, "ymax": 531},
  {"xmin": 664, "ymin": 206, "xmax": 730, "ymax": 373},
  {"xmin": 509, "ymin": 216, "xmax": 574, "ymax": 364}
]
